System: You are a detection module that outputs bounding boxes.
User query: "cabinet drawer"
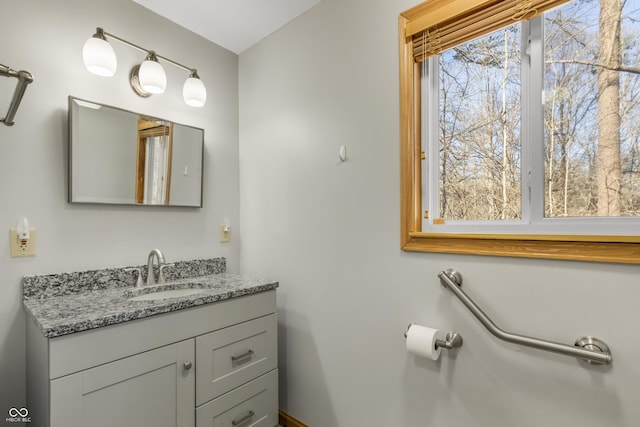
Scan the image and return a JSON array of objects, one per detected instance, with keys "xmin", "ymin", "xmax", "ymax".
[
  {"xmin": 196, "ymin": 313, "xmax": 277, "ymax": 405},
  {"xmin": 196, "ymin": 369, "xmax": 278, "ymax": 427}
]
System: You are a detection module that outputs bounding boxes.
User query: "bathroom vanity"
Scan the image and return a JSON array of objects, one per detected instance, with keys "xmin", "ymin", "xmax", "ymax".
[{"xmin": 23, "ymin": 258, "xmax": 279, "ymax": 427}]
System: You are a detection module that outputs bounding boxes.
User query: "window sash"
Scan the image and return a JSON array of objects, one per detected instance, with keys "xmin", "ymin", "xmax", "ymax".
[
  {"xmin": 423, "ymin": 20, "xmax": 531, "ymax": 231},
  {"xmin": 423, "ymin": 17, "xmax": 640, "ymax": 236}
]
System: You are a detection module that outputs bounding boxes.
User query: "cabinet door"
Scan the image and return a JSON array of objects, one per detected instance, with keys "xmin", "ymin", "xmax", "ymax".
[
  {"xmin": 51, "ymin": 339, "xmax": 195, "ymax": 427},
  {"xmin": 196, "ymin": 369, "xmax": 278, "ymax": 427},
  {"xmin": 196, "ymin": 314, "xmax": 277, "ymax": 405}
]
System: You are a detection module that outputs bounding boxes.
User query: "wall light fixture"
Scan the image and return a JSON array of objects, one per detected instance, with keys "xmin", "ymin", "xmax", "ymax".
[{"xmin": 82, "ymin": 27, "xmax": 207, "ymax": 107}]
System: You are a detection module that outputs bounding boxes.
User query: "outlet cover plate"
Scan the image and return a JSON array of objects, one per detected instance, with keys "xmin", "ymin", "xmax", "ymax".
[
  {"xmin": 219, "ymin": 225, "xmax": 231, "ymax": 243},
  {"xmin": 10, "ymin": 228, "xmax": 36, "ymax": 257}
]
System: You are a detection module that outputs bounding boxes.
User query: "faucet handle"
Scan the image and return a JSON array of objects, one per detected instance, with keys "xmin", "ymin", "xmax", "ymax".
[
  {"xmin": 159, "ymin": 263, "xmax": 175, "ymax": 284},
  {"xmin": 125, "ymin": 267, "xmax": 144, "ymax": 287}
]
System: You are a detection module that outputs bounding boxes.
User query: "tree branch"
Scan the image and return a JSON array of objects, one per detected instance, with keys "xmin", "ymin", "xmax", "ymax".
[{"xmin": 546, "ymin": 59, "xmax": 640, "ymax": 75}]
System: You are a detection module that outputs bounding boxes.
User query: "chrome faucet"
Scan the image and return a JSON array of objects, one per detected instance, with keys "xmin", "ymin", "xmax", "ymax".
[{"xmin": 146, "ymin": 249, "xmax": 166, "ymax": 285}]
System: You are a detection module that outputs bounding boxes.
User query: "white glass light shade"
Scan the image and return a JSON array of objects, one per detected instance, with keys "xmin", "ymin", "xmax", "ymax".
[
  {"xmin": 138, "ymin": 59, "xmax": 166, "ymax": 94},
  {"xmin": 183, "ymin": 76, "xmax": 207, "ymax": 107},
  {"xmin": 82, "ymin": 37, "xmax": 117, "ymax": 77}
]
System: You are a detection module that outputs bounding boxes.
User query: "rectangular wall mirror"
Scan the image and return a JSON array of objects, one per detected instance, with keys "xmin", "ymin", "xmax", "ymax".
[{"xmin": 68, "ymin": 96, "xmax": 204, "ymax": 207}]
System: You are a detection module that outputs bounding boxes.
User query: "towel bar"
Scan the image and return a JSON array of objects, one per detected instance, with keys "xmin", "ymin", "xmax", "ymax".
[
  {"xmin": 438, "ymin": 269, "xmax": 612, "ymax": 366},
  {"xmin": 0, "ymin": 63, "xmax": 33, "ymax": 126}
]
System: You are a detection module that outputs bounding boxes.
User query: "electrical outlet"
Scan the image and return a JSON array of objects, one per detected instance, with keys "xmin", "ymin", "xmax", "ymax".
[
  {"xmin": 219, "ymin": 225, "xmax": 231, "ymax": 243},
  {"xmin": 10, "ymin": 228, "xmax": 36, "ymax": 257}
]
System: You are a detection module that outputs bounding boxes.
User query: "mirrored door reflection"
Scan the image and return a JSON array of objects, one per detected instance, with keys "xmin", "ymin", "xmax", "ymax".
[
  {"xmin": 135, "ymin": 117, "xmax": 173, "ymax": 205},
  {"xmin": 69, "ymin": 96, "xmax": 203, "ymax": 207}
]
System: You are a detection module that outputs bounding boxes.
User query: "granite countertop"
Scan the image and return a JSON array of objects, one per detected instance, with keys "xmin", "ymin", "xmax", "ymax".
[{"xmin": 22, "ymin": 258, "xmax": 278, "ymax": 338}]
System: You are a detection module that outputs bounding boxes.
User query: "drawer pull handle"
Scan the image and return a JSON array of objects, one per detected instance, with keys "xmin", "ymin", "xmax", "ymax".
[
  {"xmin": 231, "ymin": 410, "xmax": 255, "ymax": 426},
  {"xmin": 231, "ymin": 349, "xmax": 254, "ymax": 362},
  {"xmin": 183, "ymin": 361, "xmax": 193, "ymax": 370}
]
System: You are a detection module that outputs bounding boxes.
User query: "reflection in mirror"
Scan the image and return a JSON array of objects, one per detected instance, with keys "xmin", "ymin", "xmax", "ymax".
[{"xmin": 69, "ymin": 97, "xmax": 203, "ymax": 207}]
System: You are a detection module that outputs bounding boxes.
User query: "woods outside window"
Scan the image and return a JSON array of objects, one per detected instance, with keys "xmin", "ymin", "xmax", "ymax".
[{"xmin": 399, "ymin": 0, "xmax": 640, "ymax": 263}]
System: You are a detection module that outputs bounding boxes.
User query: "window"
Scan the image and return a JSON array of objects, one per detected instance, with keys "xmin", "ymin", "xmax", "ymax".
[
  {"xmin": 426, "ymin": 23, "xmax": 523, "ymax": 227},
  {"xmin": 399, "ymin": 0, "xmax": 640, "ymax": 263}
]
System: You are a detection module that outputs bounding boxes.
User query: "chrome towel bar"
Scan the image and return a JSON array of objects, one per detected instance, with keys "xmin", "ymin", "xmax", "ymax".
[
  {"xmin": 0, "ymin": 63, "xmax": 33, "ymax": 126},
  {"xmin": 438, "ymin": 269, "xmax": 612, "ymax": 366}
]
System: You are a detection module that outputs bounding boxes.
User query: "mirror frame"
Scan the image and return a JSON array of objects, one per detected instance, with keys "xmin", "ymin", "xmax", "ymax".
[{"xmin": 68, "ymin": 96, "xmax": 204, "ymax": 208}]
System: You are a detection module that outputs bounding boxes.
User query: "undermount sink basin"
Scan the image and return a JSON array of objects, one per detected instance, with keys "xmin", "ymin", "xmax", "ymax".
[{"xmin": 125, "ymin": 283, "xmax": 208, "ymax": 302}]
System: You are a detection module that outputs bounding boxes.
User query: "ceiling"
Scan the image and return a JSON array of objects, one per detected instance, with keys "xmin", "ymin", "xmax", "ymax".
[{"xmin": 132, "ymin": 0, "xmax": 323, "ymax": 54}]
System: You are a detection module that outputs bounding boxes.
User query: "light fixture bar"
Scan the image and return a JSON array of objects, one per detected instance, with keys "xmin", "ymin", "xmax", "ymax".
[
  {"xmin": 84, "ymin": 27, "xmax": 207, "ymax": 107},
  {"xmin": 101, "ymin": 28, "xmax": 194, "ymax": 73}
]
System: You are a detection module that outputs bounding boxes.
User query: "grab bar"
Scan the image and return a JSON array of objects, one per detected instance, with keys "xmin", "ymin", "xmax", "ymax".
[
  {"xmin": 0, "ymin": 63, "xmax": 34, "ymax": 126},
  {"xmin": 438, "ymin": 269, "xmax": 612, "ymax": 366}
]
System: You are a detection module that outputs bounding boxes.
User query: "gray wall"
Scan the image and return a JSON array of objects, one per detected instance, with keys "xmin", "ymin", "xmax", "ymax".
[
  {"xmin": 169, "ymin": 125, "xmax": 203, "ymax": 206},
  {"xmin": 0, "ymin": 0, "xmax": 239, "ymax": 411},
  {"xmin": 238, "ymin": 0, "xmax": 640, "ymax": 426}
]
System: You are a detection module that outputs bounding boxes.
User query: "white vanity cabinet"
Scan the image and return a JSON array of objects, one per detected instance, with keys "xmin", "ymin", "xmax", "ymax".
[{"xmin": 27, "ymin": 290, "xmax": 278, "ymax": 427}]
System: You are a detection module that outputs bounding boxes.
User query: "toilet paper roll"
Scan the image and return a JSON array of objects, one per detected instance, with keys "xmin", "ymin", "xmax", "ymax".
[{"xmin": 406, "ymin": 324, "xmax": 443, "ymax": 361}]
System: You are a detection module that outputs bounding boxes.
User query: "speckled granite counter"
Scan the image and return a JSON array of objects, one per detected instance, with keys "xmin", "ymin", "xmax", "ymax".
[{"xmin": 22, "ymin": 258, "xmax": 278, "ymax": 338}]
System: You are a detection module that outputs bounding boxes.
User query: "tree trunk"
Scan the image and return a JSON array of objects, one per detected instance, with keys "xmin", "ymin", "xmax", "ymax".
[{"xmin": 597, "ymin": 0, "xmax": 622, "ymax": 216}]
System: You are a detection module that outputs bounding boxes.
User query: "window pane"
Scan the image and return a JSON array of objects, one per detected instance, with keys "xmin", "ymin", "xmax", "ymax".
[
  {"xmin": 544, "ymin": 0, "xmax": 640, "ymax": 217},
  {"xmin": 438, "ymin": 25, "xmax": 522, "ymax": 221}
]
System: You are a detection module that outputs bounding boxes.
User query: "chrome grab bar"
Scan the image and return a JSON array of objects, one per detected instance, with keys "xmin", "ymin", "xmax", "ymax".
[
  {"xmin": 0, "ymin": 63, "xmax": 34, "ymax": 126},
  {"xmin": 438, "ymin": 269, "xmax": 612, "ymax": 366}
]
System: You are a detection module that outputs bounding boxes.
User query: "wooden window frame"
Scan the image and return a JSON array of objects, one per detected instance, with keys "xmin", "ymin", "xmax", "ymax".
[
  {"xmin": 135, "ymin": 118, "xmax": 174, "ymax": 205},
  {"xmin": 398, "ymin": 10, "xmax": 640, "ymax": 264}
]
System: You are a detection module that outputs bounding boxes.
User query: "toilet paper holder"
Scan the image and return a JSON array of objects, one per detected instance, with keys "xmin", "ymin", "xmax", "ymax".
[{"xmin": 404, "ymin": 324, "xmax": 464, "ymax": 350}]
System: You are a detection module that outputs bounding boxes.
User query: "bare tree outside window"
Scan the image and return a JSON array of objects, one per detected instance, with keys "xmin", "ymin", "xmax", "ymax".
[
  {"xmin": 438, "ymin": 25, "xmax": 522, "ymax": 221},
  {"xmin": 544, "ymin": 0, "xmax": 640, "ymax": 217},
  {"xmin": 434, "ymin": 0, "xmax": 640, "ymax": 221}
]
